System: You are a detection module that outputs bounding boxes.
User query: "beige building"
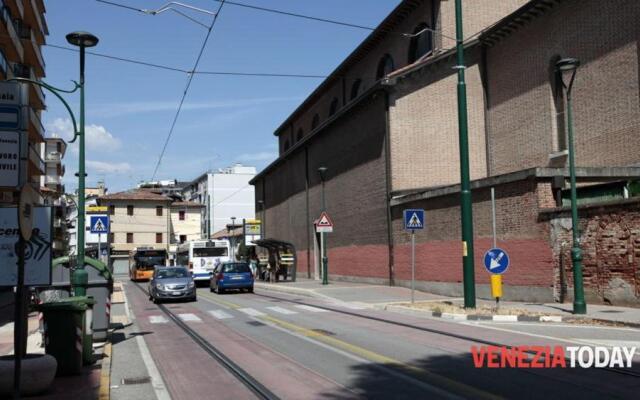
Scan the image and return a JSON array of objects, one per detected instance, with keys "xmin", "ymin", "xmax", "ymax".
[
  {"xmin": 169, "ymin": 201, "xmax": 204, "ymax": 259},
  {"xmin": 99, "ymin": 190, "xmax": 172, "ymax": 273}
]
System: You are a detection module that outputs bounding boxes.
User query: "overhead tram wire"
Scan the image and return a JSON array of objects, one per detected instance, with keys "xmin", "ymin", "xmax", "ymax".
[{"xmin": 151, "ymin": 0, "xmax": 227, "ymax": 181}]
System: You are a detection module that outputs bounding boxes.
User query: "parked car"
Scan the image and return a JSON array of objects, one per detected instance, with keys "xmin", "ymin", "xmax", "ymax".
[
  {"xmin": 148, "ymin": 266, "xmax": 196, "ymax": 303},
  {"xmin": 210, "ymin": 262, "xmax": 254, "ymax": 294}
]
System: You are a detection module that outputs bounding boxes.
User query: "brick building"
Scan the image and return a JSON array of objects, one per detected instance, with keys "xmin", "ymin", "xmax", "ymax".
[{"xmin": 251, "ymin": 0, "xmax": 640, "ymax": 304}]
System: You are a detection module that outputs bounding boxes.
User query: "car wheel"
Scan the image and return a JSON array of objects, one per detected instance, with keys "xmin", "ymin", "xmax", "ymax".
[{"xmin": 248, "ymin": 286, "xmax": 254, "ymax": 293}]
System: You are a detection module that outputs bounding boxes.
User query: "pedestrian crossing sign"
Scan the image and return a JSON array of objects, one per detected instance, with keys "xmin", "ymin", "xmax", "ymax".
[
  {"xmin": 90, "ymin": 215, "xmax": 109, "ymax": 234},
  {"xmin": 403, "ymin": 209, "xmax": 425, "ymax": 230}
]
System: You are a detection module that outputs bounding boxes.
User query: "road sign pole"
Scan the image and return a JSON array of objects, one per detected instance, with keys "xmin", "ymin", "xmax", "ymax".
[
  {"xmin": 13, "ymin": 236, "xmax": 25, "ymax": 400},
  {"xmin": 411, "ymin": 229, "xmax": 415, "ymax": 304},
  {"xmin": 98, "ymin": 233, "xmax": 101, "ymax": 263}
]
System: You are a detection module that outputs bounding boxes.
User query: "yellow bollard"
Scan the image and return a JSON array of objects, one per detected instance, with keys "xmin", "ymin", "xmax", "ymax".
[{"xmin": 491, "ymin": 274, "xmax": 502, "ymax": 299}]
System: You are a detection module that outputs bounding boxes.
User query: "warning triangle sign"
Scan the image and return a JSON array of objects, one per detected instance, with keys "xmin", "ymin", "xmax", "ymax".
[
  {"xmin": 317, "ymin": 212, "xmax": 333, "ymax": 227},
  {"xmin": 407, "ymin": 213, "xmax": 423, "ymax": 228},
  {"xmin": 93, "ymin": 219, "xmax": 106, "ymax": 232}
]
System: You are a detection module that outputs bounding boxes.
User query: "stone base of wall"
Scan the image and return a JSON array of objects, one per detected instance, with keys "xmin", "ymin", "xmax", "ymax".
[{"xmin": 331, "ymin": 274, "xmax": 555, "ymax": 303}]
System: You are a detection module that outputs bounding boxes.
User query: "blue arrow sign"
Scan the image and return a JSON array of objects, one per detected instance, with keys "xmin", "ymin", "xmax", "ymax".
[
  {"xmin": 483, "ymin": 248, "xmax": 510, "ymax": 275},
  {"xmin": 403, "ymin": 209, "xmax": 425, "ymax": 230},
  {"xmin": 90, "ymin": 215, "xmax": 109, "ymax": 234}
]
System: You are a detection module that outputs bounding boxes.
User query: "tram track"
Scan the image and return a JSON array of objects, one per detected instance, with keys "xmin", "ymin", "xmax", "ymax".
[
  {"xmin": 132, "ymin": 282, "xmax": 280, "ymax": 400},
  {"xmin": 252, "ymin": 292, "xmax": 640, "ymax": 379}
]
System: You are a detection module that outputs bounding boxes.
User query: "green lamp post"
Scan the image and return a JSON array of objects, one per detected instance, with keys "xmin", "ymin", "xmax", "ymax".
[
  {"xmin": 555, "ymin": 57, "xmax": 586, "ymax": 315},
  {"xmin": 318, "ymin": 166, "xmax": 328, "ymax": 285},
  {"xmin": 8, "ymin": 31, "xmax": 99, "ymax": 296},
  {"xmin": 454, "ymin": 0, "xmax": 476, "ymax": 308}
]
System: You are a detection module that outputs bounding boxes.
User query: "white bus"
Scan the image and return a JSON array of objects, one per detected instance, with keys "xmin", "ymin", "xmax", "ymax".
[{"xmin": 176, "ymin": 240, "xmax": 231, "ymax": 282}]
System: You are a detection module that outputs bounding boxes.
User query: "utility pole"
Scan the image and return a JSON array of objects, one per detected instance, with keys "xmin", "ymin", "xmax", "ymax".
[{"xmin": 454, "ymin": 0, "xmax": 476, "ymax": 308}]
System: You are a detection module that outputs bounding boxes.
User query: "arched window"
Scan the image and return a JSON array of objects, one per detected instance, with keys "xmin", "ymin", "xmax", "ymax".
[
  {"xmin": 350, "ymin": 79, "xmax": 362, "ymax": 101},
  {"xmin": 284, "ymin": 139, "xmax": 290, "ymax": 152},
  {"xmin": 311, "ymin": 114, "xmax": 320, "ymax": 130},
  {"xmin": 376, "ymin": 54, "xmax": 395, "ymax": 80},
  {"xmin": 328, "ymin": 97, "xmax": 339, "ymax": 116},
  {"xmin": 408, "ymin": 23, "xmax": 433, "ymax": 64},
  {"xmin": 296, "ymin": 128, "xmax": 303, "ymax": 142}
]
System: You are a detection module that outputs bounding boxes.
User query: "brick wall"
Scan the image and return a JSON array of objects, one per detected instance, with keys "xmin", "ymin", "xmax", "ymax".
[
  {"xmin": 486, "ymin": 0, "xmax": 640, "ymax": 175},
  {"xmin": 542, "ymin": 199, "xmax": 640, "ymax": 305},
  {"xmin": 389, "ymin": 46, "xmax": 487, "ymax": 191}
]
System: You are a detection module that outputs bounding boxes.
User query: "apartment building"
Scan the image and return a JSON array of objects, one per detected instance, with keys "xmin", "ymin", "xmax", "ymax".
[
  {"xmin": 182, "ymin": 163, "xmax": 256, "ymax": 237},
  {"xmin": 0, "ymin": 0, "xmax": 47, "ymax": 200},
  {"xmin": 40, "ymin": 136, "xmax": 66, "ymax": 257},
  {"xmin": 98, "ymin": 190, "xmax": 171, "ymax": 274}
]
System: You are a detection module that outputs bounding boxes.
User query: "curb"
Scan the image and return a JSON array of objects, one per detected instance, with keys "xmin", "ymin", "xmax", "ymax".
[
  {"xmin": 385, "ymin": 305, "xmax": 640, "ymax": 327},
  {"xmin": 99, "ymin": 341, "xmax": 112, "ymax": 400},
  {"xmin": 386, "ymin": 305, "xmax": 564, "ymax": 323}
]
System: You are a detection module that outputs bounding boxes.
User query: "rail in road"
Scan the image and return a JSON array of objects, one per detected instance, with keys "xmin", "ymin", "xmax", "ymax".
[{"xmin": 132, "ymin": 282, "xmax": 280, "ymax": 400}]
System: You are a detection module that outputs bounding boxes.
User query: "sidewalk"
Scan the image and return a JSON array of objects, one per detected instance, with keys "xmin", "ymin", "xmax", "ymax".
[
  {"xmin": 254, "ymin": 279, "xmax": 640, "ymax": 327},
  {"xmin": 0, "ymin": 312, "xmax": 105, "ymax": 399}
]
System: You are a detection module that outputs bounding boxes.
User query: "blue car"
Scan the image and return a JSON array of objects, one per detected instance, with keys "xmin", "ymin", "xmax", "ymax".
[{"xmin": 210, "ymin": 262, "xmax": 254, "ymax": 294}]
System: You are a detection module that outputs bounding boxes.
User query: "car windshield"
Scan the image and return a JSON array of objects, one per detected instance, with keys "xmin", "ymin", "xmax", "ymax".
[
  {"xmin": 222, "ymin": 263, "xmax": 251, "ymax": 273},
  {"xmin": 156, "ymin": 268, "xmax": 189, "ymax": 279}
]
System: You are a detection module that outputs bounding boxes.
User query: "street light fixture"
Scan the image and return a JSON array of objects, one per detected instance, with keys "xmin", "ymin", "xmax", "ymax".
[
  {"xmin": 317, "ymin": 166, "xmax": 328, "ymax": 285},
  {"xmin": 555, "ymin": 57, "xmax": 586, "ymax": 314},
  {"xmin": 7, "ymin": 31, "xmax": 99, "ymax": 296}
]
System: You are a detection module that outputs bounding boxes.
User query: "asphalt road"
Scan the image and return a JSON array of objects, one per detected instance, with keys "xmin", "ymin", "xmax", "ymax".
[{"xmin": 120, "ymin": 280, "xmax": 640, "ymax": 400}]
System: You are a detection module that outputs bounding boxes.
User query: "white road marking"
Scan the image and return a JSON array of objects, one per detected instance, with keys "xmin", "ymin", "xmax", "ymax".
[
  {"xmin": 267, "ymin": 306, "xmax": 298, "ymax": 315},
  {"xmin": 209, "ymin": 310, "xmax": 233, "ymax": 320},
  {"xmin": 330, "ymin": 302, "xmax": 368, "ymax": 310},
  {"xmin": 238, "ymin": 308, "xmax": 266, "ymax": 317},
  {"xmin": 149, "ymin": 315, "xmax": 169, "ymax": 324},
  {"xmin": 121, "ymin": 282, "xmax": 171, "ymax": 400},
  {"xmin": 178, "ymin": 313, "xmax": 202, "ymax": 322},
  {"xmin": 294, "ymin": 304, "xmax": 329, "ymax": 313}
]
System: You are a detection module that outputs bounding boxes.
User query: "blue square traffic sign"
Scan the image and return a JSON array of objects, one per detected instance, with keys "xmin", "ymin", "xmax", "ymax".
[
  {"xmin": 90, "ymin": 215, "xmax": 109, "ymax": 234},
  {"xmin": 403, "ymin": 209, "xmax": 425, "ymax": 230}
]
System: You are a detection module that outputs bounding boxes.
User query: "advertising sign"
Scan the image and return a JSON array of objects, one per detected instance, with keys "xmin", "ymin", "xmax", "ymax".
[
  {"xmin": 244, "ymin": 219, "xmax": 261, "ymax": 245},
  {"xmin": 0, "ymin": 207, "xmax": 53, "ymax": 286},
  {"xmin": 0, "ymin": 131, "xmax": 21, "ymax": 188}
]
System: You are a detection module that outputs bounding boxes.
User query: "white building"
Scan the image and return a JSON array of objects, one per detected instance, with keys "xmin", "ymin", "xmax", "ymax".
[{"xmin": 183, "ymin": 164, "xmax": 256, "ymax": 237}]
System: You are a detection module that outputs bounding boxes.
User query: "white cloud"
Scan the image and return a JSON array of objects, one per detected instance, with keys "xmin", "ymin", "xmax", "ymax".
[
  {"xmin": 86, "ymin": 160, "xmax": 132, "ymax": 174},
  {"xmin": 46, "ymin": 118, "xmax": 121, "ymax": 152},
  {"xmin": 236, "ymin": 151, "xmax": 278, "ymax": 163}
]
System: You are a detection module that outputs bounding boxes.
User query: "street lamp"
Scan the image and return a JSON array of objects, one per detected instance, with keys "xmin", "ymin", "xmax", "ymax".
[
  {"xmin": 317, "ymin": 166, "xmax": 328, "ymax": 285},
  {"xmin": 7, "ymin": 31, "xmax": 99, "ymax": 297},
  {"xmin": 454, "ymin": 0, "xmax": 476, "ymax": 308},
  {"xmin": 230, "ymin": 216, "xmax": 236, "ymax": 260},
  {"xmin": 555, "ymin": 57, "xmax": 586, "ymax": 314},
  {"xmin": 67, "ymin": 31, "xmax": 99, "ymax": 297}
]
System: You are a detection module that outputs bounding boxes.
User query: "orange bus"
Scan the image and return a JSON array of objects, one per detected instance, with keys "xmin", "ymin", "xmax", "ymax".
[{"xmin": 129, "ymin": 247, "xmax": 167, "ymax": 281}]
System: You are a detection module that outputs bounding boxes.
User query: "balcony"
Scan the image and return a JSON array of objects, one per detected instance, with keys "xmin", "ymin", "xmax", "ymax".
[
  {"xmin": 12, "ymin": 63, "xmax": 45, "ymax": 110},
  {"xmin": 44, "ymin": 151, "xmax": 61, "ymax": 162},
  {"xmin": 28, "ymin": 142, "xmax": 44, "ymax": 175},
  {"xmin": 4, "ymin": 0, "xmax": 23, "ymax": 19},
  {"xmin": 15, "ymin": 21, "xmax": 45, "ymax": 77},
  {"xmin": 28, "ymin": 107, "xmax": 44, "ymax": 143},
  {"xmin": 0, "ymin": 5, "xmax": 24, "ymax": 61},
  {"xmin": 44, "ymin": 174, "xmax": 61, "ymax": 185},
  {"xmin": 23, "ymin": 0, "xmax": 43, "ymax": 44}
]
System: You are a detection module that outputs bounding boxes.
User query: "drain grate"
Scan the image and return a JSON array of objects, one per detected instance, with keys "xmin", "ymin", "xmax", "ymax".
[
  {"xmin": 121, "ymin": 376, "xmax": 151, "ymax": 385},
  {"xmin": 246, "ymin": 321, "xmax": 266, "ymax": 327}
]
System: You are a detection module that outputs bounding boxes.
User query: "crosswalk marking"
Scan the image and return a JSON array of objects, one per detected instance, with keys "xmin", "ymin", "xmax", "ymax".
[
  {"xmin": 294, "ymin": 305, "xmax": 329, "ymax": 313},
  {"xmin": 149, "ymin": 315, "xmax": 169, "ymax": 324},
  {"xmin": 331, "ymin": 302, "xmax": 367, "ymax": 310},
  {"xmin": 238, "ymin": 308, "xmax": 266, "ymax": 317},
  {"xmin": 209, "ymin": 310, "xmax": 233, "ymax": 320},
  {"xmin": 178, "ymin": 313, "xmax": 202, "ymax": 322},
  {"xmin": 267, "ymin": 306, "xmax": 298, "ymax": 315}
]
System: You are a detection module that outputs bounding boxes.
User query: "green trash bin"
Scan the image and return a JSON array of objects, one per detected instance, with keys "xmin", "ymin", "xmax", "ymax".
[{"xmin": 35, "ymin": 296, "xmax": 93, "ymax": 375}]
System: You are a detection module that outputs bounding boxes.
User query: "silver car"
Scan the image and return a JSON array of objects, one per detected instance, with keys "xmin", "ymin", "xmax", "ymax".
[{"xmin": 148, "ymin": 266, "xmax": 196, "ymax": 303}]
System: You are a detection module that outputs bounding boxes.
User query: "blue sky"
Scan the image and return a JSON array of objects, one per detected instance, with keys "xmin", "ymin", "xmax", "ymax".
[{"xmin": 43, "ymin": 0, "xmax": 400, "ymax": 192}]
